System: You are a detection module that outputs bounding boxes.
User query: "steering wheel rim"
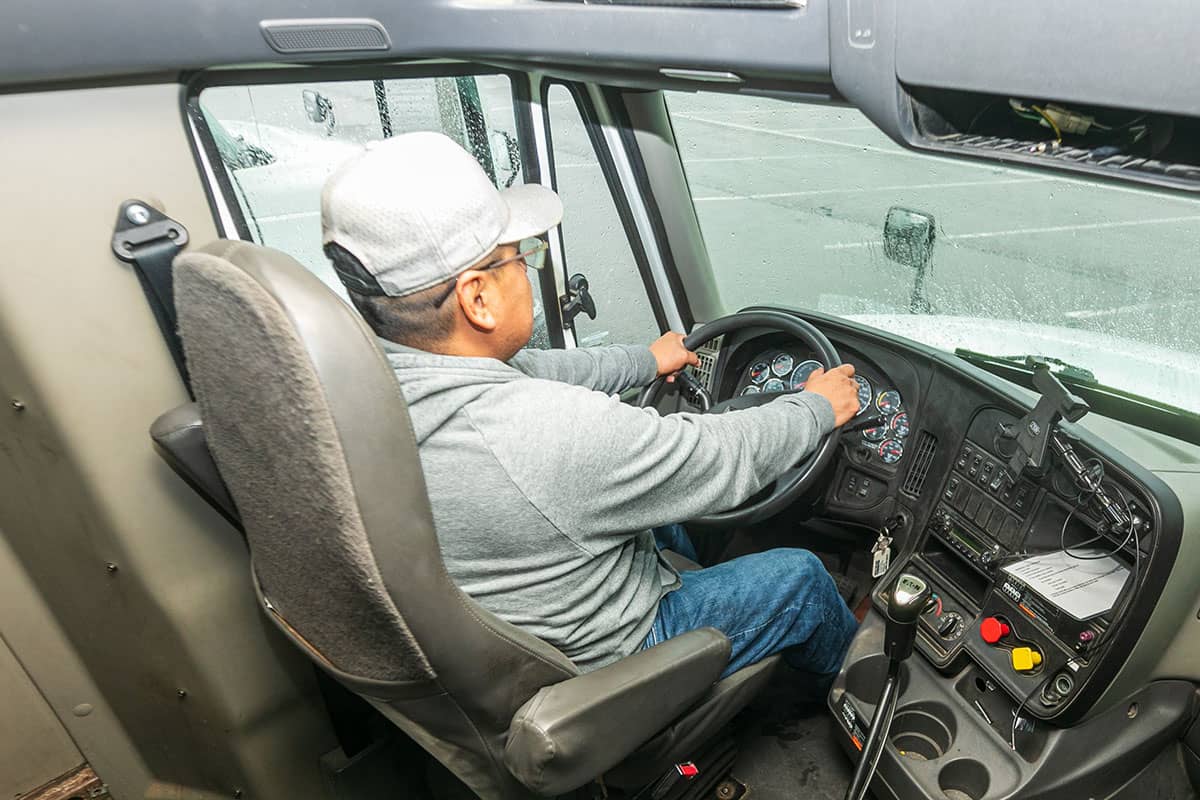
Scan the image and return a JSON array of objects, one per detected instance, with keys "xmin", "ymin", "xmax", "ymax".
[{"xmin": 638, "ymin": 311, "xmax": 842, "ymax": 531}]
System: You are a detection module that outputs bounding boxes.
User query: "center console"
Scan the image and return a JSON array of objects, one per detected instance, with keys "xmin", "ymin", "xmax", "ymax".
[{"xmin": 827, "ymin": 406, "xmax": 1186, "ymax": 800}]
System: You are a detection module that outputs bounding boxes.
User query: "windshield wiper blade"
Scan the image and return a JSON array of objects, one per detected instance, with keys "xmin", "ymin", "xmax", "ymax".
[{"xmin": 954, "ymin": 349, "xmax": 1097, "ymax": 384}]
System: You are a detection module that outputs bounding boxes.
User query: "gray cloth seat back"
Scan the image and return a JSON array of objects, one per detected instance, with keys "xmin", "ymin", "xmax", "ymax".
[{"xmin": 174, "ymin": 240, "xmax": 578, "ymax": 799}]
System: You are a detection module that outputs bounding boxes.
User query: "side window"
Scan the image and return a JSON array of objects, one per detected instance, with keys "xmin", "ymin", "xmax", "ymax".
[
  {"xmin": 546, "ymin": 84, "xmax": 662, "ymax": 348},
  {"xmin": 197, "ymin": 74, "xmax": 551, "ymax": 349}
]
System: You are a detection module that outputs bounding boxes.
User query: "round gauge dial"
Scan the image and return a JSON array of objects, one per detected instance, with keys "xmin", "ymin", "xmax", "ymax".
[
  {"xmin": 876, "ymin": 389, "xmax": 903, "ymax": 416},
  {"xmin": 854, "ymin": 376, "xmax": 873, "ymax": 416},
  {"xmin": 862, "ymin": 422, "xmax": 889, "ymax": 442},
  {"xmin": 740, "ymin": 385, "xmax": 761, "ymax": 396},
  {"xmin": 771, "ymin": 353, "xmax": 795, "ymax": 377},
  {"xmin": 878, "ymin": 438, "xmax": 904, "ymax": 464},
  {"xmin": 890, "ymin": 411, "xmax": 910, "ymax": 438},
  {"xmin": 763, "ymin": 378, "xmax": 787, "ymax": 393},
  {"xmin": 748, "ymin": 361, "xmax": 770, "ymax": 385},
  {"xmin": 790, "ymin": 359, "xmax": 822, "ymax": 391}
]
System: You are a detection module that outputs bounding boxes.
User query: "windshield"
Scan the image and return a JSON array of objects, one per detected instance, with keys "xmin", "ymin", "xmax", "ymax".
[{"xmin": 665, "ymin": 92, "xmax": 1200, "ymax": 415}]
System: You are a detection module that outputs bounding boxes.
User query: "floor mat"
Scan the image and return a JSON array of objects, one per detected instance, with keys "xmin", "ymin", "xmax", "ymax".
[{"xmin": 729, "ymin": 670, "xmax": 858, "ymax": 800}]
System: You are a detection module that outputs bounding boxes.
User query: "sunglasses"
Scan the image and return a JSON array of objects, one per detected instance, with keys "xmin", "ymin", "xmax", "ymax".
[{"xmin": 433, "ymin": 237, "xmax": 549, "ymax": 307}]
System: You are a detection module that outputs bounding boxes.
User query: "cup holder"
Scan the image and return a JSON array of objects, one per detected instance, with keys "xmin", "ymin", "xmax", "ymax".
[
  {"xmin": 938, "ymin": 759, "xmax": 990, "ymax": 800},
  {"xmin": 889, "ymin": 701, "xmax": 957, "ymax": 761},
  {"xmin": 843, "ymin": 654, "xmax": 910, "ymax": 704}
]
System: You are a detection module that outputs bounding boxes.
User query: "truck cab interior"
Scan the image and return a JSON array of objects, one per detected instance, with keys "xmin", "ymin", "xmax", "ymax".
[{"xmin": 3, "ymin": 2, "xmax": 1200, "ymax": 800}]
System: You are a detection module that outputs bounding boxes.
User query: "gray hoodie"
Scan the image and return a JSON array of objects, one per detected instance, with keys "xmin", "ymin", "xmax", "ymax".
[{"xmin": 382, "ymin": 340, "xmax": 835, "ymax": 670}]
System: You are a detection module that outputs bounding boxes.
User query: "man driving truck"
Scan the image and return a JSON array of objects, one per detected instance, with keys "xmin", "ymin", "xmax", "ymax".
[{"xmin": 320, "ymin": 132, "xmax": 860, "ymax": 687}]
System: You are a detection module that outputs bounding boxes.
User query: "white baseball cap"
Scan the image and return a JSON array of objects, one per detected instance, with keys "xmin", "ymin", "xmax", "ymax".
[{"xmin": 321, "ymin": 131, "xmax": 562, "ymax": 297}]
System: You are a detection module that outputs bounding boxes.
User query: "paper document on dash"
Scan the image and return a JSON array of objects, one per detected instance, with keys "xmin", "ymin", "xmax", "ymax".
[{"xmin": 1002, "ymin": 549, "xmax": 1130, "ymax": 620}]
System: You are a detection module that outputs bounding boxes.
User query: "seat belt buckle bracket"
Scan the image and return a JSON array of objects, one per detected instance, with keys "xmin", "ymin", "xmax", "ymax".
[{"xmin": 111, "ymin": 199, "xmax": 189, "ymax": 262}]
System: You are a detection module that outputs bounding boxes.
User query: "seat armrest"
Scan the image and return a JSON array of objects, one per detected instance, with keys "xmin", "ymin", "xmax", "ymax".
[
  {"xmin": 504, "ymin": 626, "xmax": 730, "ymax": 795},
  {"xmin": 150, "ymin": 402, "xmax": 241, "ymax": 528}
]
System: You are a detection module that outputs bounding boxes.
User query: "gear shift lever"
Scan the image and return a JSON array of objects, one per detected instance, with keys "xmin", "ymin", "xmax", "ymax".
[{"xmin": 844, "ymin": 573, "xmax": 931, "ymax": 800}]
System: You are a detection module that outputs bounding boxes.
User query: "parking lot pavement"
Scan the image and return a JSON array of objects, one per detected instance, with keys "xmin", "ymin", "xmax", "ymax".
[{"xmin": 662, "ymin": 92, "xmax": 1200, "ymax": 357}]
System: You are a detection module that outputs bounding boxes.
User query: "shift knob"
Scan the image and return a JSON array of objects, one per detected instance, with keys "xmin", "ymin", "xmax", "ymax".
[{"xmin": 884, "ymin": 573, "xmax": 931, "ymax": 661}]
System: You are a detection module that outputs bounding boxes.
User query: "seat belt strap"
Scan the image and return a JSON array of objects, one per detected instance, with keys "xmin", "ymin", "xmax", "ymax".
[{"xmin": 111, "ymin": 200, "xmax": 192, "ymax": 397}]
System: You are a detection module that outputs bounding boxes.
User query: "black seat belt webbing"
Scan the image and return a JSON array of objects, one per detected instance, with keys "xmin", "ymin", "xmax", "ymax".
[{"xmin": 111, "ymin": 200, "xmax": 192, "ymax": 397}]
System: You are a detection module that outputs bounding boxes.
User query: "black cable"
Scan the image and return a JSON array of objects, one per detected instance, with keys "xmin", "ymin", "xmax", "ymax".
[{"xmin": 1010, "ymin": 672, "xmax": 1053, "ymax": 751}]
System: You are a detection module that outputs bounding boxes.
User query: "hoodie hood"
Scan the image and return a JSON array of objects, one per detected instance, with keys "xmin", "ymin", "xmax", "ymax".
[{"xmin": 379, "ymin": 339, "xmax": 527, "ymax": 444}]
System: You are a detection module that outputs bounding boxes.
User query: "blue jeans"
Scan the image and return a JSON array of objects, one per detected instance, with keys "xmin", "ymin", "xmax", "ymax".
[{"xmin": 645, "ymin": 525, "xmax": 858, "ymax": 684}]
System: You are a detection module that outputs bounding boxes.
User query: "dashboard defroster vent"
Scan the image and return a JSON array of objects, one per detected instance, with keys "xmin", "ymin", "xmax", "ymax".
[{"xmin": 902, "ymin": 432, "xmax": 937, "ymax": 498}]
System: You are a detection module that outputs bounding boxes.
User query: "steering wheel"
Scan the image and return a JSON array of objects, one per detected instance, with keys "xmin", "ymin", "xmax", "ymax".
[{"xmin": 637, "ymin": 311, "xmax": 843, "ymax": 530}]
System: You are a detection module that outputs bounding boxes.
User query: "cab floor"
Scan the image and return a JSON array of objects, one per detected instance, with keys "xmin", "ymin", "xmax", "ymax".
[{"xmin": 730, "ymin": 671, "xmax": 857, "ymax": 800}]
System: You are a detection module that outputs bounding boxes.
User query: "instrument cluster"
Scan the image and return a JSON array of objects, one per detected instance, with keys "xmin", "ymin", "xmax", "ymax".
[{"xmin": 736, "ymin": 350, "xmax": 910, "ymax": 464}]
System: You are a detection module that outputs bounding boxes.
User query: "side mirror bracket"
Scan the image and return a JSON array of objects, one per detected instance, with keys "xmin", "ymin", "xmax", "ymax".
[{"xmin": 560, "ymin": 274, "xmax": 597, "ymax": 328}]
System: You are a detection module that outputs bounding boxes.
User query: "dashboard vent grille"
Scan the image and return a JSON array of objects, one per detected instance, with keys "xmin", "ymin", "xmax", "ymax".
[
  {"xmin": 902, "ymin": 432, "xmax": 937, "ymax": 498},
  {"xmin": 691, "ymin": 335, "xmax": 723, "ymax": 392}
]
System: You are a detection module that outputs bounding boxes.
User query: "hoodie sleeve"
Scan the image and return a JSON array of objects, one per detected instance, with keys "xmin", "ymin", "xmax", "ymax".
[
  {"xmin": 467, "ymin": 380, "xmax": 836, "ymax": 555},
  {"xmin": 507, "ymin": 345, "xmax": 658, "ymax": 394}
]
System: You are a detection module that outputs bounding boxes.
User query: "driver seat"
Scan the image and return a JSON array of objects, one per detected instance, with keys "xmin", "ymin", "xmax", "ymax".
[{"xmin": 166, "ymin": 240, "xmax": 781, "ymax": 799}]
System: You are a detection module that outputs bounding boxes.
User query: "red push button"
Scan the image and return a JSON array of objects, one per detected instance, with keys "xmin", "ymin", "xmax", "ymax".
[
  {"xmin": 980, "ymin": 617, "xmax": 1010, "ymax": 644},
  {"xmin": 676, "ymin": 762, "xmax": 700, "ymax": 779}
]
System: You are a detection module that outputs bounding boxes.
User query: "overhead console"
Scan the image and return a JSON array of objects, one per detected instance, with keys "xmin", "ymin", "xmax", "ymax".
[{"xmin": 830, "ymin": 0, "xmax": 1200, "ymax": 193}]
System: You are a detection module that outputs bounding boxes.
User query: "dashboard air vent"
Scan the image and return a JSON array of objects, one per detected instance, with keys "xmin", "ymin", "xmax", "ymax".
[
  {"xmin": 902, "ymin": 432, "xmax": 937, "ymax": 498},
  {"xmin": 691, "ymin": 335, "xmax": 723, "ymax": 393}
]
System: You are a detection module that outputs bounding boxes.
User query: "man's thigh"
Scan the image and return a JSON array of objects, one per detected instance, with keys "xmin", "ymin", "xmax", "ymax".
[{"xmin": 643, "ymin": 547, "xmax": 857, "ymax": 678}]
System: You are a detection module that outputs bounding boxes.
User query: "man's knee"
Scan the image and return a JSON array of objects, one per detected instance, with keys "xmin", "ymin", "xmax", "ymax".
[{"xmin": 761, "ymin": 548, "xmax": 837, "ymax": 593}]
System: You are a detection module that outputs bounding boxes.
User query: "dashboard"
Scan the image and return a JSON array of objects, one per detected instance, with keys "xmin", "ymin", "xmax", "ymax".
[
  {"xmin": 704, "ymin": 307, "xmax": 1194, "ymax": 717},
  {"xmin": 702, "ymin": 307, "xmax": 1199, "ymax": 799}
]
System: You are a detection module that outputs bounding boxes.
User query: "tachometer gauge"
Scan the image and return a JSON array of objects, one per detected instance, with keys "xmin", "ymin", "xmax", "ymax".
[
  {"xmin": 748, "ymin": 361, "xmax": 770, "ymax": 384},
  {"xmin": 771, "ymin": 353, "xmax": 794, "ymax": 377},
  {"xmin": 854, "ymin": 376, "xmax": 873, "ymax": 416},
  {"xmin": 890, "ymin": 411, "xmax": 910, "ymax": 438},
  {"xmin": 763, "ymin": 378, "xmax": 787, "ymax": 393},
  {"xmin": 876, "ymin": 389, "xmax": 903, "ymax": 416},
  {"xmin": 878, "ymin": 439, "xmax": 904, "ymax": 464},
  {"xmin": 740, "ymin": 385, "xmax": 761, "ymax": 396},
  {"xmin": 862, "ymin": 422, "xmax": 889, "ymax": 442},
  {"xmin": 790, "ymin": 359, "xmax": 822, "ymax": 391}
]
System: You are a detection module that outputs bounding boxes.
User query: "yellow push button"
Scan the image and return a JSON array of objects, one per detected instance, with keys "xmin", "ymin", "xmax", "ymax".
[{"xmin": 1011, "ymin": 647, "xmax": 1043, "ymax": 672}]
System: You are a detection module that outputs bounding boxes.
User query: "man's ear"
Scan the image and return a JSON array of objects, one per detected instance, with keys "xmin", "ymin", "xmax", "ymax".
[{"xmin": 455, "ymin": 271, "xmax": 498, "ymax": 332}]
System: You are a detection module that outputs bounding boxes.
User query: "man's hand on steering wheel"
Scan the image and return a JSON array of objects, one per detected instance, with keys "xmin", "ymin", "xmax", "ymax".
[
  {"xmin": 648, "ymin": 332, "xmax": 701, "ymax": 379},
  {"xmin": 804, "ymin": 364, "xmax": 860, "ymax": 426}
]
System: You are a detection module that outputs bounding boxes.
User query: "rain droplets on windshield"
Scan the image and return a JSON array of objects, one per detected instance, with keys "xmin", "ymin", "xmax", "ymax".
[{"xmin": 666, "ymin": 92, "xmax": 1200, "ymax": 413}]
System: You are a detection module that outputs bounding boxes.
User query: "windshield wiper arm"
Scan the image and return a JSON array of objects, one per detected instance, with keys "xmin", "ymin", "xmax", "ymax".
[{"xmin": 954, "ymin": 349, "xmax": 1097, "ymax": 384}]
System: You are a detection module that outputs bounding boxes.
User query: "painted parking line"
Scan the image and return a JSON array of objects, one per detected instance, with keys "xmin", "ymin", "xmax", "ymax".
[
  {"xmin": 1063, "ymin": 298, "xmax": 1200, "ymax": 320},
  {"xmin": 823, "ymin": 214, "xmax": 1200, "ymax": 250},
  {"xmin": 672, "ymin": 113, "xmax": 1200, "ymax": 205},
  {"xmin": 553, "ymin": 152, "xmax": 857, "ymax": 169},
  {"xmin": 693, "ymin": 176, "xmax": 1051, "ymax": 202},
  {"xmin": 775, "ymin": 125, "xmax": 879, "ymax": 133}
]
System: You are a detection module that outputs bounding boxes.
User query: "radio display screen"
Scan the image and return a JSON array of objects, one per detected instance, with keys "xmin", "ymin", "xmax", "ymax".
[{"xmin": 950, "ymin": 525, "xmax": 985, "ymax": 555}]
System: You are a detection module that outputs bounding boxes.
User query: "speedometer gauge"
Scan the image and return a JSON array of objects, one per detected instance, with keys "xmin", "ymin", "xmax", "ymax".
[
  {"xmin": 740, "ymin": 385, "xmax": 761, "ymax": 396},
  {"xmin": 771, "ymin": 353, "xmax": 794, "ymax": 377},
  {"xmin": 878, "ymin": 439, "xmax": 904, "ymax": 464},
  {"xmin": 790, "ymin": 359, "xmax": 822, "ymax": 391},
  {"xmin": 854, "ymin": 376, "xmax": 873, "ymax": 416},
  {"xmin": 748, "ymin": 361, "xmax": 770, "ymax": 384},
  {"xmin": 890, "ymin": 411, "xmax": 910, "ymax": 438},
  {"xmin": 876, "ymin": 390, "xmax": 902, "ymax": 415},
  {"xmin": 763, "ymin": 378, "xmax": 787, "ymax": 393}
]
